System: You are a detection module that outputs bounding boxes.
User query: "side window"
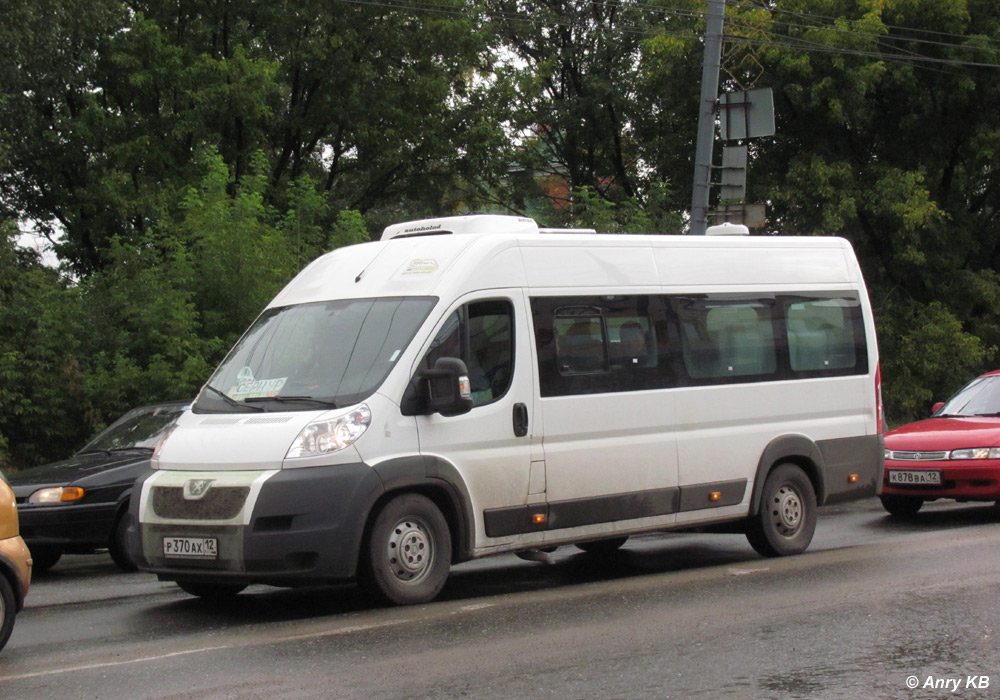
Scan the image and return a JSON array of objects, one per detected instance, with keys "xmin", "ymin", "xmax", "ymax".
[
  {"xmin": 786, "ymin": 297, "xmax": 864, "ymax": 373},
  {"xmin": 554, "ymin": 315, "xmax": 606, "ymax": 375},
  {"xmin": 675, "ymin": 297, "xmax": 777, "ymax": 381},
  {"xmin": 608, "ymin": 317, "xmax": 656, "ymax": 368},
  {"xmin": 533, "ymin": 296, "xmax": 669, "ymax": 397},
  {"xmin": 423, "ymin": 300, "xmax": 514, "ymax": 407},
  {"xmin": 532, "ymin": 292, "xmax": 868, "ymax": 394}
]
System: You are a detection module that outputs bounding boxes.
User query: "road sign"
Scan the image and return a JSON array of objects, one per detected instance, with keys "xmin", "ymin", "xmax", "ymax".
[
  {"xmin": 711, "ymin": 203, "xmax": 766, "ymax": 228},
  {"xmin": 719, "ymin": 88, "xmax": 775, "ymax": 141},
  {"xmin": 719, "ymin": 145, "xmax": 747, "ymax": 200}
]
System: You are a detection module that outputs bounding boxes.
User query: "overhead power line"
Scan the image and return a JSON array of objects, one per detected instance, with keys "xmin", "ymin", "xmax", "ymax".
[
  {"xmin": 725, "ymin": 28, "xmax": 1000, "ymax": 71},
  {"xmin": 327, "ymin": 0, "xmax": 1000, "ymax": 72},
  {"xmin": 766, "ymin": 4, "xmax": 1000, "ymax": 49}
]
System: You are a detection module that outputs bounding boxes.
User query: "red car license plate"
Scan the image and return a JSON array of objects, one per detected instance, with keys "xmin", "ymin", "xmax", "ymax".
[{"xmin": 888, "ymin": 470, "xmax": 942, "ymax": 485}]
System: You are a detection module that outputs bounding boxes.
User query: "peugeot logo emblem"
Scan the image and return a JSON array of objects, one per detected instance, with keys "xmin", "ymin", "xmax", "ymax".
[{"xmin": 182, "ymin": 479, "xmax": 215, "ymax": 500}]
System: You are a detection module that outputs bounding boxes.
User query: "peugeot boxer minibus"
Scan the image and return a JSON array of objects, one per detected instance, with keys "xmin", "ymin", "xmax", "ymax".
[{"xmin": 132, "ymin": 214, "xmax": 883, "ymax": 604}]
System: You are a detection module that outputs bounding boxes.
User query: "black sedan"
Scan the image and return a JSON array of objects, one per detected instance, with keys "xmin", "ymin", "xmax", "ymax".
[{"xmin": 7, "ymin": 401, "xmax": 188, "ymax": 572}]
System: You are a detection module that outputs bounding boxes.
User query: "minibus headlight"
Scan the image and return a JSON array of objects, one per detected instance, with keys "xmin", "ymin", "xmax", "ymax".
[
  {"xmin": 949, "ymin": 447, "xmax": 1000, "ymax": 460},
  {"xmin": 286, "ymin": 404, "xmax": 371, "ymax": 458}
]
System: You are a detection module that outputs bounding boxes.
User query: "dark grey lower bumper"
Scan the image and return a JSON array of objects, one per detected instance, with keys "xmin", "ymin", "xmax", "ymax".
[{"xmin": 133, "ymin": 463, "xmax": 384, "ymax": 585}]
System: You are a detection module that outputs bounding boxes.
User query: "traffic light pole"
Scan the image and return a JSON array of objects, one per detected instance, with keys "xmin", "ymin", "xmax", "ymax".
[{"xmin": 689, "ymin": 0, "xmax": 726, "ymax": 235}]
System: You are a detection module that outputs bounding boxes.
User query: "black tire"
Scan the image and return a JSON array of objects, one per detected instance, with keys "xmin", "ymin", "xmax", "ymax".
[
  {"xmin": 176, "ymin": 581, "xmax": 247, "ymax": 599},
  {"xmin": 746, "ymin": 463, "xmax": 817, "ymax": 557},
  {"xmin": 108, "ymin": 511, "xmax": 138, "ymax": 572},
  {"xmin": 575, "ymin": 537, "xmax": 628, "ymax": 554},
  {"xmin": 29, "ymin": 544, "xmax": 62, "ymax": 573},
  {"xmin": 880, "ymin": 494, "xmax": 924, "ymax": 517},
  {"xmin": 0, "ymin": 574, "xmax": 16, "ymax": 653},
  {"xmin": 361, "ymin": 493, "xmax": 452, "ymax": 605}
]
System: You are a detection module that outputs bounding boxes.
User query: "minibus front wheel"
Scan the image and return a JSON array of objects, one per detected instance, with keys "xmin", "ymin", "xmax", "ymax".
[
  {"xmin": 361, "ymin": 493, "xmax": 452, "ymax": 605},
  {"xmin": 746, "ymin": 463, "xmax": 817, "ymax": 557}
]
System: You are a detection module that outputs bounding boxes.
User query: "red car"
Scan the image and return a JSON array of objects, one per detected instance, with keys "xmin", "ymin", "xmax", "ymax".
[{"xmin": 882, "ymin": 370, "xmax": 1000, "ymax": 516}]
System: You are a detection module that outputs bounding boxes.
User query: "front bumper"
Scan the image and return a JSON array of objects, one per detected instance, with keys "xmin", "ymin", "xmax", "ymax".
[
  {"xmin": 16, "ymin": 502, "xmax": 119, "ymax": 550},
  {"xmin": 882, "ymin": 459, "xmax": 1000, "ymax": 501},
  {"xmin": 133, "ymin": 463, "xmax": 384, "ymax": 586}
]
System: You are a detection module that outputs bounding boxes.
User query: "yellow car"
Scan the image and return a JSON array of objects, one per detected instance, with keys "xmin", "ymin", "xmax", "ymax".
[{"xmin": 0, "ymin": 471, "xmax": 31, "ymax": 652}]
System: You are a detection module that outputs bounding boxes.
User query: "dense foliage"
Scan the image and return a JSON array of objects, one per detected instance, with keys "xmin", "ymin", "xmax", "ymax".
[{"xmin": 2, "ymin": 0, "xmax": 999, "ymax": 469}]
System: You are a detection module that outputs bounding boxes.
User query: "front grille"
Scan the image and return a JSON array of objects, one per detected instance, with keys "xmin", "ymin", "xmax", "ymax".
[
  {"xmin": 151, "ymin": 486, "xmax": 249, "ymax": 520},
  {"xmin": 889, "ymin": 450, "xmax": 949, "ymax": 461}
]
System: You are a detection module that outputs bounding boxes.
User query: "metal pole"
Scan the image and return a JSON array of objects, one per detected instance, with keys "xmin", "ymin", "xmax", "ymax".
[{"xmin": 689, "ymin": 0, "xmax": 726, "ymax": 235}]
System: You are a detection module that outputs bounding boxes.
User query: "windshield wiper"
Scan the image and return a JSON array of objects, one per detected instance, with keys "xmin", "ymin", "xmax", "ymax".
[
  {"xmin": 244, "ymin": 395, "xmax": 339, "ymax": 409},
  {"xmin": 81, "ymin": 447, "xmax": 155, "ymax": 455},
  {"xmin": 201, "ymin": 384, "xmax": 265, "ymax": 412}
]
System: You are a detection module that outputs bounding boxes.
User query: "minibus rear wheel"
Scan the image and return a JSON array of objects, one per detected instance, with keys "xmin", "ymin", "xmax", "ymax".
[
  {"xmin": 362, "ymin": 493, "xmax": 452, "ymax": 605},
  {"xmin": 746, "ymin": 463, "xmax": 817, "ymax": 557}
]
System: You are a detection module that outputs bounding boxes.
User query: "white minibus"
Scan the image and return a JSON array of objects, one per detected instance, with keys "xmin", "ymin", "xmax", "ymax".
[{"xmin": 131, "ymin": 214, "xmax": 883, "ymax": 604}]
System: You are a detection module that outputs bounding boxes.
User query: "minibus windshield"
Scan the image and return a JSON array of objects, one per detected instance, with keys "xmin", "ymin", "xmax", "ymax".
[{"xmin": 194, "ymin": 297, "xmax": 437, "ymax": 413}]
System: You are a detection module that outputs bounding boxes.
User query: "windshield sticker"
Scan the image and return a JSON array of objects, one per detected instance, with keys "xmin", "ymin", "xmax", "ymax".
[
  {"xmin": 390, "ymin": 349, "xmax": 401, "ymax": 362},
  {"xmin": 236, "ymin": 366, "xmax": 255, "ymax": 383},
  {"xmin": 230, "ymin": 377, "xmax": 287, "ymax": 400},
  {"xmin": 402, "ymin": 259, "xmax": 439, "ymax": 275}
]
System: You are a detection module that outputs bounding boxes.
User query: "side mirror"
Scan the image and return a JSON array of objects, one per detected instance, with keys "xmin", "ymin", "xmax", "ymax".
[
  {"xmin": 426, "ymin": 357, "xmax": 474, "ymax": 416},
  {"xmin": 931, "ymin": 401, "xmax": 945, "ymax": 415},
  {"xmin": 401, "ymin": 357, "xmax": 473, "ymax": 417}
]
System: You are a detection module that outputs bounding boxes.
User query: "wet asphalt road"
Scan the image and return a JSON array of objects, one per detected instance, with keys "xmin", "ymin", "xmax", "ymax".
[{"xmin": 2, "ymin": 497, "xmax": 999, "ymax": 699}]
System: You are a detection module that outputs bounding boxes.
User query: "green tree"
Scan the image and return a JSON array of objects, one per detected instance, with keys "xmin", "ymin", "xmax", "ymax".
[
  {"xmin": 71, "ymin": 231, "xmax": 212, "ymax": 419},
  {"xmin": 485, "ymin": 0, "xmax": 703, "ymax": 225},
  {"xmin": 180, "ymin": 151, "xmax": 296, "ymax": 345},
  {"xmin": 327, "ymin": 210, "xmax": 371, "ymax": 251},
  {"xmin": 877, "ymin": 300, "xmax": 991, "ymax": 422},
  {"xmin": 0, "ymin": 221, "xmax": 87, "ymax": 469},
  {"xmin": 0, "ymin": 0, "xmax": 505, "ymax": 276},
  {"xmin": 0, "ymin": 0, "xmax": 133, "ymax": 273},
  {"xmin": 570, "ymin": 185, "xmax": 683, "ymax": 233}
]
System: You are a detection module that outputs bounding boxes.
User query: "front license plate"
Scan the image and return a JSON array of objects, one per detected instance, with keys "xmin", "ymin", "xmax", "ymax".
[
  {"xmin": 163, "ymin": 536, "xmax": 218, "ymax": 559},
  {"xmin": 888, "ymin": 469, "xmax": 943, "ymax": 485}
]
